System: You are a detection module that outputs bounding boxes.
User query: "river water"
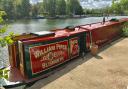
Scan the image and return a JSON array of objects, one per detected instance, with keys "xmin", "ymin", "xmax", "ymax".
[{"xmin": 0, "ymin": 16, "xmax": 128, "ymax": 68}]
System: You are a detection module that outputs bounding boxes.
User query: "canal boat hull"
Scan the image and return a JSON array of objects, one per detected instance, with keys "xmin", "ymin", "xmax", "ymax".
[{"xmin": 2, "ymin": 18, "xmax": 128, "ymax": 88}]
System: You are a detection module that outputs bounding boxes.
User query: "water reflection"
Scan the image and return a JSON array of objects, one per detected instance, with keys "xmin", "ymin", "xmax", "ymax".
[{"xmin": 7, "ymin": 16, "xmax": 128, "ymax": 34}]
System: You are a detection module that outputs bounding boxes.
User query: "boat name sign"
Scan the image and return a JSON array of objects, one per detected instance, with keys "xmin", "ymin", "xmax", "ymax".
[{"xmin": 29, "ymin": 40, "xmax": 69, "ymax": 74}]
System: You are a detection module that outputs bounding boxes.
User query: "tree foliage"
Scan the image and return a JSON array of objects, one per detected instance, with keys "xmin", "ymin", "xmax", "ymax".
[
  {"xmin": 66, "ymin": 0, "xmax": 83, "ymax": 16},
  {"xmin": 84, "ymin": 0, "xmax": 128, "ymax": 16},
  {"xmin": 0, "ymin": 68, "xmax": 9, "ymax": 79},
  {"xmin": 56, "ymin": 0, "xmax": 66, "ymax": 15},
  {"xmin": 43, "ymin": 0, "xmax": 83, "ymax": 17},
  {"xmin": 0, "ymin": 11, "xmax": 14, "ymax": 47},
  {"xmin": 0, "ymin": 0, "xmax": 30, "ymax": 19},
  {"xmin": 31, "ymin": 4, "xmax": 38, "ymax": 17},
  {"xmin": 122, "ymin": 22, "xmax": 128, "ymax": 37},
  {"xmin": 16, "ymin": 0, "xmax": 30, "ymax": 18},
  {"xmin": 1, "ymin": 0, "xmax": 128, "ymax": 18},
  {"xmin": 0, "ymin": 0, "xmax": 84, "ymax": 18},
  {"xmin": 110, "ymin": 0, "xmax": 128, "ymax": 15},
  {"xmin": 43, "ymin": 0, "xmax": 56, "ymax": 17}
]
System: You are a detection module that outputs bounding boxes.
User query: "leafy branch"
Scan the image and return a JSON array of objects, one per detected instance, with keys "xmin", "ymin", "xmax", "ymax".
[
  {"xmin": 122, "ymin": 22, "xmax": 128, "ymax": 37},
  {"xmin": 0, "ymin": 68, "xmax": 9, "ymax": 79},
  {"xmin": 0, "ymin": 11, "xmax": 14, "ymax": 47}
]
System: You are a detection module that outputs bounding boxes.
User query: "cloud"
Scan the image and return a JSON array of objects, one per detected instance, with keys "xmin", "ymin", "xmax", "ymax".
[
  {"xmin": 30, "ymin": 0, "xmax": 43, "ymax": 4},
  {"xmin": 80, "ymin": 0, "xmax": 112, "ymax": 9}
]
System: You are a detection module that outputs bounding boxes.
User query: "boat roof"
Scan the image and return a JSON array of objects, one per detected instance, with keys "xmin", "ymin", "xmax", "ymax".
[{"xmin": 79, "ymin": 20, "xmax": 124, "ymax": 31}]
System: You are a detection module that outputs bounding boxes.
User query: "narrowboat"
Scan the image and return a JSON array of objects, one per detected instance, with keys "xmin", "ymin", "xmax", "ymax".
[{"xmin": 1, "ymin": 18, "xmax": 128, "ymax": 88}]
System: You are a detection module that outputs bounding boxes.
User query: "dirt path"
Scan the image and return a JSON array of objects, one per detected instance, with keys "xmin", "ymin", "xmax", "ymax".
[{"xmin": 28, "ymin": 38, "xmax": 128, "ymax": 89}]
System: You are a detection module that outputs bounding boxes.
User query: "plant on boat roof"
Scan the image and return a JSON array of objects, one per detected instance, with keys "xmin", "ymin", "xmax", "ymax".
[
  {"xmin": 0, "ymin": 11, "xmax": 14, "ymax": 47},
  {"xmin": 122, "ymin": 22, "xmax": 128, "ymax": 37}
]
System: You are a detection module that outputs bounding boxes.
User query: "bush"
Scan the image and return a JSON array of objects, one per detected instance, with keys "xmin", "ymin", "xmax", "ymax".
[{"xmin": 122, "ymin": 22, "xmax": 128, "ymax": 37}]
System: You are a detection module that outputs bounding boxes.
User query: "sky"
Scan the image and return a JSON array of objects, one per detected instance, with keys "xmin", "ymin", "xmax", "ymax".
[
  {"xmin": 80, "ymin": 0, "xmax": 112, "ymax": 9},
  {"xmin": 30, "ymin": 0, "xmax": 42, "ymax": 4},
  {"xmin": 30, "ymin": 0, "xmax": 112, "ymax": 9}
]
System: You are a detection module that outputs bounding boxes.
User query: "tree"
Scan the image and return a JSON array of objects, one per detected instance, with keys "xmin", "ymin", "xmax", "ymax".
[
  {"xmin": 109, "ymin": 0, "xmax": 128, "ymax": 15},
  {"xmin": 0, "ymin": 0, "xmax": 31, "ymax": 19},
  {"xmin": 36, "ymin": 2, "xmax": 44, "ymax": 15},
  {"xmin": 43, "ymin": 0, "xmax": 56, "ymax": 17},
  {"xmin": 49, "ymin": 0, "xmax": 56, "ymax": 17},
  {"xmin": 0, "ymin": 0, "xmax": 14, "ymax": 19},
  {"xmin": 75, "ymin": 5, "xmax": 84, "ymax": 15},
  {"xmin": 56, "ymin": 0, "xmax": 66, "ymax": 15},
  {"xmin": 66, "ymin": 0, "xmax": 83, "ymax": 16},
  {"xmin": 120, "ymin": 0, "xmax": 128, "ymax": 15},
  {"xmin": 20, "ymin": 0, "xmax": 31, "ymax": 18},
  {"xmin": 13, "ymin": 0, "xmax": 22, "ymax": 19},
  {"xmin": 66, "ymin": 0, "xmax": 73, "ymax": 16},
  {"xmin": 31, "ymin": 5, "xmax": 38, "ymax": 17}
]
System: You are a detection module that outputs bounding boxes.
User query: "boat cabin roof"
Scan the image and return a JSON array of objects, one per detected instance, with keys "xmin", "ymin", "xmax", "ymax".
[{"xmin": 79, "ymin": 20, "xmax": 122, "ymax": 30}]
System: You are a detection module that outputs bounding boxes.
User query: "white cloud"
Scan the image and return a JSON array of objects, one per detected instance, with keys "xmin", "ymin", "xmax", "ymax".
[
  {"xmin": 30, "ymin": 0, "xmax": 43, "ymax": 4},
  {"xmin": 80, "ymin": 0, "xmax": 112, "ymax": 9}
]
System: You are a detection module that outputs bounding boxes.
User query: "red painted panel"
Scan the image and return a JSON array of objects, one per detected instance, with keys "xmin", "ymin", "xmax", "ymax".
[
  {"xmin": 69, "ymin": 37, "xmax": 79, "ymax": 59},
  {"xmin": 91, "ymin": 23, "xmax": 121, "ymax": 46},
  {"xmin": 29, "ymin": 40, "xmax": 69, "ymax": 75},
  {"xmin": 79, "ymin": 21, "xmax": 123, "ymax": 48}
]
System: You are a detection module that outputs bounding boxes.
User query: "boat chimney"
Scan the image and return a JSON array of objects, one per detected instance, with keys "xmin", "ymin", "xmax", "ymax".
[{"xmin": 102, "ymin": 16, "xmax": 105, "ymax": 25}]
